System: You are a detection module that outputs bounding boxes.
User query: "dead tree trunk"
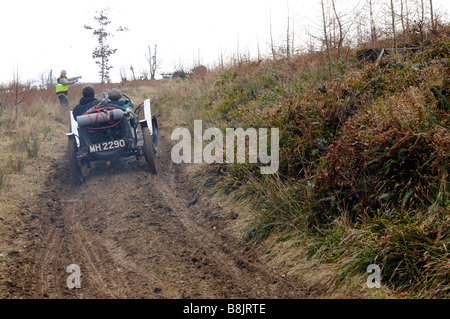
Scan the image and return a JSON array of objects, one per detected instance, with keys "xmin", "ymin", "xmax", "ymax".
[
  {"xmin": 321, "ymin": 0, "xmax": 332, "ymax": 78},
  {"xmin": 390, "ymin": 0, "xmax": 397, "ymax": 50}
]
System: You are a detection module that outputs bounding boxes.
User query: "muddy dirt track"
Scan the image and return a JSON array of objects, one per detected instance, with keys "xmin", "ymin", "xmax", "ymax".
[{"xmin": 4, "ymin": 125, "xmax": 313, "ymax": 299}]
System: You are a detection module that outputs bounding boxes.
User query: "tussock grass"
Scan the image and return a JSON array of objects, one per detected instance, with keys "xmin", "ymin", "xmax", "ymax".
[{"xmin": 0, "ymin": 165, "xmax": 8, "ymax": 192}]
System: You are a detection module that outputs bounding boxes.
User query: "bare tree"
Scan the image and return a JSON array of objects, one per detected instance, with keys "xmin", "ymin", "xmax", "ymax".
[
  {"xmin": 269, "ymin": 10, "xmax": 276, "ymax": 60},
  {"xmin": 119, "ymin": 67, "xmax": 128, "ymax": 83},
  {"xmin": 172, "ymin": 60, "xmax": 189, "ymax": 80},
  {"xmin": 331, "ymin": 0, "xmax": 344, "ymax": 59},
  {"xmin": 38, "ymin": 69, "xmax": 54, "ymax": 89},
  {"xmin": 145, "ymin": 44, "xmax": 160, "ymax": 80},
  {"xmin": 405, "ymin": 0, "xmax": 410, "ymax": 31},
  {"xmin": 430, "ymin": 0, "xmax": 435, "ymax": 32},
  {"xmin": 420, "ymin": 0, "xmax": 425, "ymax": 23},
  {"xmin": 321, "ymin": 0, "xmax": 332, "ymax": 78},
  {"xmin": 236, "ymin": 34, "xmax": 243, "ymax": 68},
  {"xmin": 218, "ymin": 47, "xmax": 225, "ymax": 70},
  {"xmin": 369, "ymin": 0, "xmax": 377, "ymax": 42},
  {"xmin": 400, "ymin": 0, "xmax": 406, "ymax": 33},
  {"xmin": 292, "ymin": 10, "xmax": 295, "ymax": 57},
  {"xmin": 257, "ymin": 38, "xmax": 261, "ymax": 62},
  {"xmin": 390, "ymin": 0, "xmax": 397, "ymax": 50},
  {"xmin": 139, "ymin": 69, "xmax": 148, "ymax": 80},
  {"xmin": 11, "ymin": 67, "xmax": 27, "ymax": 128},
  {"xmin": 129, "ymin": 65, "xmax": 136, "ymax": 81},
  {"xmin": 48, "ymin": 70, "xmax": 54, "ymax": 87},
  {"xmin": 286, "ymin": 2, "xmax": 291, "ymax": 60}
]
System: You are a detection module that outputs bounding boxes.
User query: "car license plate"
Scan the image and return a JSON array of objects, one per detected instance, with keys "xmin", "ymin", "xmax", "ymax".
[{"xmin": 89, "ymin": 140, "xmax": 126, "ymax": 153}]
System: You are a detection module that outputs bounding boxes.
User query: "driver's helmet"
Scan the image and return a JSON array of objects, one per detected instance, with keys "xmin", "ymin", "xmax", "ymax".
[{"xmin": 108, "ymin": 89, "xmax": 122, "ymax": 102}]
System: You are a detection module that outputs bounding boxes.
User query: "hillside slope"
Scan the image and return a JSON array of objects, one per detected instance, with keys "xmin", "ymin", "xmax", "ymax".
[{"xmin": 152, "ymin": 30, "xmax": 449, "ymax": 298}]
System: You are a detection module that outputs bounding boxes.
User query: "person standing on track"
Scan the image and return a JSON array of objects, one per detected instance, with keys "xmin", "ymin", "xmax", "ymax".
[{"xmin": 56, "ymin": 70, "xmax": 81, "ymax": 107}]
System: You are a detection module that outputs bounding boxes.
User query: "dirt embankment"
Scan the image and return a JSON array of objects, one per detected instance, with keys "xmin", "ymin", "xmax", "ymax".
[{"xmin": 2, "ymin": 125, "xmax": 315, "ymax": 299}]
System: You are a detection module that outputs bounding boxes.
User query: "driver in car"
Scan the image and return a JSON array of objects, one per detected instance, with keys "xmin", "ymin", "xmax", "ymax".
[
  {"xmin": 107, "ymin": 88, "xmax": 138, "ymax": 128},
  {"xmin": 72, "ymin": 85, "xmax": 102, "ymax": 119}
]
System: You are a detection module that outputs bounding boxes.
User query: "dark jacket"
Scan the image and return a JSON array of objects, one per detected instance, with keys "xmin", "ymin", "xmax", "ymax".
[
  {"xmin": 109, "ymin": 100, "xmax": 138, "ymax": 127},
  {"xmin": 73, "ymin": 97, "xmax": 102, "ymax": 119}
]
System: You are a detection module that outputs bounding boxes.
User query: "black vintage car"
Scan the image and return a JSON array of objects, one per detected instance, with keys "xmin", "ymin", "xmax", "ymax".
[{"xmin": 66, "ymin": 92, "xmax": 158, "ymax": 184}]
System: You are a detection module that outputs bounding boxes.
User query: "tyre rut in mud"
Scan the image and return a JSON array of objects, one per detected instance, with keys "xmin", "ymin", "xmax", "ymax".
[{"xmin": 3, "ymin": 125, "xmax": 311, "ymax": 299}]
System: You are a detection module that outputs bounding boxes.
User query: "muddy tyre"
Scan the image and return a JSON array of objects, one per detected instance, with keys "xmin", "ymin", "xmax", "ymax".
[
  {"xmin": 143, "ymin": 126, "xmax": 157, "ymax": 174},
  {"xmin": 151, "ymin": 115, "xmax": 158, "ymax": 148},
  {"xmin": 67, "ymin": 137, "xmax": 82, "ymax": 185}
]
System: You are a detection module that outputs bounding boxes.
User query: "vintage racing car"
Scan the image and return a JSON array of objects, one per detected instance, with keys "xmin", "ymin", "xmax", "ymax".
[{"xmin": 66, "ymin": 92, "xmax": 158, "ymax": 184}]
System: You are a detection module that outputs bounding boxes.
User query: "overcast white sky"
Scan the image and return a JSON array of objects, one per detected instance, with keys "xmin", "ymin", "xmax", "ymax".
[{"xmin": 1, "ymin": 0, "xmax": 449, "ymax": 85}]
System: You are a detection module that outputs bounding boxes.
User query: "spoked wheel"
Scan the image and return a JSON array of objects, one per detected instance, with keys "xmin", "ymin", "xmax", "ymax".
[
  {"xmin": 142, "ymin": 126, "xmax": 157, "ymax": 174},
  {"xmin": 67, "ymin": 136, "xmax": 83, "ymax": 185}
]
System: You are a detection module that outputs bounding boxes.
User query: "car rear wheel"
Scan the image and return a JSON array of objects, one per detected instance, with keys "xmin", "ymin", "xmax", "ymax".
[
  {"xmin": 67, "ymin": 137, "xmax": 83, "ymax": 185},
  {"xmin": 151, "ymin": 115, "xmax": 158, "ymax": 149},
  {"xmin": 142, "ymin": 126, "xmax": 157, "ymax": 174}
]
